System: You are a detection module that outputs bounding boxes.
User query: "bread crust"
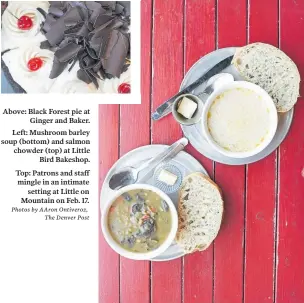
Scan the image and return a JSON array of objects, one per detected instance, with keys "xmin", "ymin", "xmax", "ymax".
[
  {"xmin": 176, "ymin": 172, "xmax": 224, "ymax": 254},
  {"xmin": 232, "ymin": 42, "xmax": 300, "ymax": 112}
]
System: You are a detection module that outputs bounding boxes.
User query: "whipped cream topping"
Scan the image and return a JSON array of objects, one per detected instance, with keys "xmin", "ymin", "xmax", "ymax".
[
  {"xmin": 3, "ymin": 43, "xmax": 56, "ymax": 93},
  {"xmin": 2, "ymin": 1, "xmax": 49, "ymax": 50},
  {"xmin": 60, "ymin": 81, "xmax": 98, "ymax": 94},
  {"xmin": 99, "ymin": 69, "xmax": 131, "ymax": 93},
  {"xmin": 19, "ymin": 45, "xmax": 53, "ymax": 77}
]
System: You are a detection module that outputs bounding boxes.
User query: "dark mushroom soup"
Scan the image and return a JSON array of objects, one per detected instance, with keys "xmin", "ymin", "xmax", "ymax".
[{"xmin": 108, "ymin": 189, "xmax": 172, "ymax": 253}]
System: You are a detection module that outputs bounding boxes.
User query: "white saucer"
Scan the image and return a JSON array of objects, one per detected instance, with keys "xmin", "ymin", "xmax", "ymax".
[
  {"xmin": 100, "ymin": 144, "xmax": 208, "ymax": 261},
  {"xmin": 180, "ymin": 47, "xmax": 294, "ymax": 165}
]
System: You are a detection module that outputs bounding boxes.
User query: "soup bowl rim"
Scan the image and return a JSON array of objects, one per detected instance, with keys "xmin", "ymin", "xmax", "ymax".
[
  {"xmin": 101, "ymin": 183, "xmax": 178, "ymax": 260},
  {"xmin": 201, "ymin": 80, "xmax": 278, "ymax": 158}
]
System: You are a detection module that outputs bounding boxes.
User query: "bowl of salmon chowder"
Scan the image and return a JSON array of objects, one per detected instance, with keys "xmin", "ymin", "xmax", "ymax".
[
  {"xmin": 202, "ymin": 81, "xmax": 278, "ymax": 158},
  {"xmin": 101, "ymin": 184, "xmax": 178, "ymax": 260}
]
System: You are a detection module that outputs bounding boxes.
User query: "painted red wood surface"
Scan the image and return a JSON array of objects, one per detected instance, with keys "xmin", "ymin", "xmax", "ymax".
[
  {"xmin": 151, "ymin": 0, "xmax": 183, "ymax": 302},
  {"xmin": 215, "ymin": 1, "xmax": 247, "ymax": 303},
  {"xmin": 183, "ymin": 1, "xmax": 215, "ymax": 303},
  {"xmin": 244, "ymin": 1, "xmax": 278, "ymax": 303},
  {"xmin": 99, "ymin": 105, "xmax": 120, "ymax": 303},
  {"xmin": 277, "ymin": 0, "xmax": 304, "ymax": 302},
  {"xmin": 119, "ymin": 0, "xmax": 153, "ymax": 302},
  {"xmin": 99, "ymin": 0, "xmax": 304, "ymax": 302}
]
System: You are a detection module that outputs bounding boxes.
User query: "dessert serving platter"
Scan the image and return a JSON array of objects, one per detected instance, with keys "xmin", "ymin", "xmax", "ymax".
[
  {"xmin": 100, "ymin": 144, "xmax": 208, "ymax": 261},
  {"xmin": 180, "ymin": 47, "xmax": 294, "ymax": 165}
]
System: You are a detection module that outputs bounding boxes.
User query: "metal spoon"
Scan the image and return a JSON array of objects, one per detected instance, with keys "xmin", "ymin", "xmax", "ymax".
[
  {"xmin": 109, "ymin": 138, "xmax": 188, "ymax": 190},
  {"xmin": 197, "ymin": 73, "xmax": 234, "ymax": 99}
]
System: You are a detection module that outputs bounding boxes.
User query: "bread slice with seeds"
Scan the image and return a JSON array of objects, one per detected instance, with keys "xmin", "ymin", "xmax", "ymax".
[
  {"xmin": 176, "ymin": 173, "xmax": 224, "ymax": 254},
  {"xmin": 232, "ymin": 42, "xmax": 300, "ymax": 112}
]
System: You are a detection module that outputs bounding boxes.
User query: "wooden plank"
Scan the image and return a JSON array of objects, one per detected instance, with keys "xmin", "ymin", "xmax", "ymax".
[
  {"xmin": 245, "ymin": 158, "xmax": 276, "ymax": 303},
  {"xmin": 213, "ymin": 165, "xmax": 246, "ymax": 303},
  {"xmin": 184, "ymin": 0, "xmax": 216, "ymax": 70},
  {"xmin": 183, "ymin": 1, "xmax": 216, "ymax": 302},
  {"xmin": 119, "ymin": 0, "xmax": 153, "ymax": 302},
  {"xmin": 248, "ymin": 0, "xmax": 278, "ymax": 44},
  {"xmin": 276, "ymin": 0, "xmax": 304, "ymax": 302},
  {"xmin": 151, "ymin": 0, "xmax": 184, "ymax": 145},
  {"xmin": 151, "ymin": 0, "xmax": 184, "ymax": 302},
  {"xmin": 217, "ymin": 0, "xmax": 247, "ymax": 48},
  {"xmin": 215, "ymin": 1, "xmax": 247, "ymax": 302},
  {"xmin": 183, "ymin": 247, "xmax": 213, "ymax": 303},
  {"xmin": 99, "ymin": 105, "xmax": 120, "ymax": 303},
  {"xmin": 244, "ymin": 1, "xmax": 278, "ymax": 303}
]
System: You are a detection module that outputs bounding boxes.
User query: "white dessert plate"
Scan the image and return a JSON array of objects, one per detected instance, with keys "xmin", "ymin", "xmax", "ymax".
[
  {"xmin": 180, "ymin": 47, "xmax": 294, "ymax": 165},
  {"xmin": 100, "ymin": 144, "xmax": 208, "ymax": 261}
]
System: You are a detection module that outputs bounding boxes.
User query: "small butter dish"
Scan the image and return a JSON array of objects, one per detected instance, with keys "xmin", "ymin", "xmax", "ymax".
[
  {"xmin": 172, "ymin": 93, "xmax": 204, "ymax": 125},
  {"xmin": 153, "ymin": 163, "xmax": 184, "ymax": 194}
]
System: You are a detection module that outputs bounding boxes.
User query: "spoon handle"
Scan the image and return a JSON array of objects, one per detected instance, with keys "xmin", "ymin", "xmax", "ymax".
[{"xmin": 137, "ymin": 138, "xmax": 188, "ymax": 183}]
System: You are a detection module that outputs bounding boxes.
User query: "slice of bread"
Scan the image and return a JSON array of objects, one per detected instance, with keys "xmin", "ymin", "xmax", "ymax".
[
  {"xmin": 176, "ymin": 173, "xmax": 224, "ymax": 254},
  {"xmin": 232, "ymin": 42, "xmax": 300, "ymax": 112}
]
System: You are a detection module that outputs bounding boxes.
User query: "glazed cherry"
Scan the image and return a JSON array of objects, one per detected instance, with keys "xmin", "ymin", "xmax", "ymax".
[
  {"xmin": 118, "ymin": 83, "xmax": 131, "ymax": 94},
  {"xmin": 27, "ymin": 57, "xmax": 43, "ymax": 72},
  {"xmin": 17, "ymin": 15, "xmax": 33, "ymax": 30}
]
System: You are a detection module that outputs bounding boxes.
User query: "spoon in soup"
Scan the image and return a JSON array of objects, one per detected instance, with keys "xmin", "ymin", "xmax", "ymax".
[{"xmin": 109, "ymin": 138, "xmax": 188, "ymax": 190}]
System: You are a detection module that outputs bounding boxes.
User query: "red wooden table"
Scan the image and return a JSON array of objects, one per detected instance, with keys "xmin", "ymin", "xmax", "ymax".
[{"xmin": 99, "ymin": 1, "xmax": 304, "ymax": 302}]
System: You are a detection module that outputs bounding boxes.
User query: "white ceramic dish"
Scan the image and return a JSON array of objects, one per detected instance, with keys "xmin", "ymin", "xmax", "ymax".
[
  {"xmin": 101, "ymin": 183, "xmax": 178, "ymax": 261},
  {"xmin": 100, "ymin": 144, "xmax": 208, "ymax": 261},
  {"xmin": 180, "ymin": 47, "xmax": 293, "ymax": 165},
  {"xmin": 172, "ymin": 93, "xmax": 204, "ymax": 125},
  {"xmin": 201, "ymin": 81, "xmax": 278, "ymax": 158}
]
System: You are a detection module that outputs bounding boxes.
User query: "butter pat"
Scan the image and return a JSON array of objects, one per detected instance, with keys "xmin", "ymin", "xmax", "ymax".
[
  {"xmin": 158, "ymin": 169, "xmax": 178, "ymax": 186},
  {"xmin": 177, "ymin": 97, "xmax": 198, "ymax": 119}
]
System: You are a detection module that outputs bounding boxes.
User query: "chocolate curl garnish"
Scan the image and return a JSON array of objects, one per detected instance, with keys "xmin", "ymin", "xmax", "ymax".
[
  {"xmin": 48, "ymin": 6, "xmax": 65, "ymax": 17},
  {"xmin": 36, "ymin": 7, "xmax": 47, "ymax": 19},
  {"xmin": 39, "ymin": 1, "xmax": 130, "ymax": 88},
  {"xmin": 40, "ymin": 40, "xmax": 52, "ymax": 50},
  {"xmin": 100, "ymin": 30, "xmax": 129, "ymax": 77},
  {"xmin": 50, "ymin": 42, "xmax": 83, "ymax": 78}
]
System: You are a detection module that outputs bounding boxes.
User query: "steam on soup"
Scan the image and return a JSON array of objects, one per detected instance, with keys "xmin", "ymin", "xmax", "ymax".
[{"xmin": 108, "ymin": 189, "xmax": 172, "ymax": 253}]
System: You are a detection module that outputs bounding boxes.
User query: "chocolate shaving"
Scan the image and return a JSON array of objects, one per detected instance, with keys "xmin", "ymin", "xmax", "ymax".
[
  {"xmin": 39, "ymin": 1, "xmax": 130, "ymax": 88},
  {"xmin": 36, "ymin": 7, "xmax": 47, "ymax": 18}
]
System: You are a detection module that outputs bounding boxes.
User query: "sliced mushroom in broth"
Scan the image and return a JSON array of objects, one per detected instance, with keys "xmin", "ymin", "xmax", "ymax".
[{"xmin": 108, "ymin": 189, "xmax": 172, "ymax": 253}]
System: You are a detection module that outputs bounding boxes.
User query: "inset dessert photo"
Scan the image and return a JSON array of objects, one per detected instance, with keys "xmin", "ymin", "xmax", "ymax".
[{"xmin": 1, "ymin": 1, "xmax": 131, "ymax": 94}]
